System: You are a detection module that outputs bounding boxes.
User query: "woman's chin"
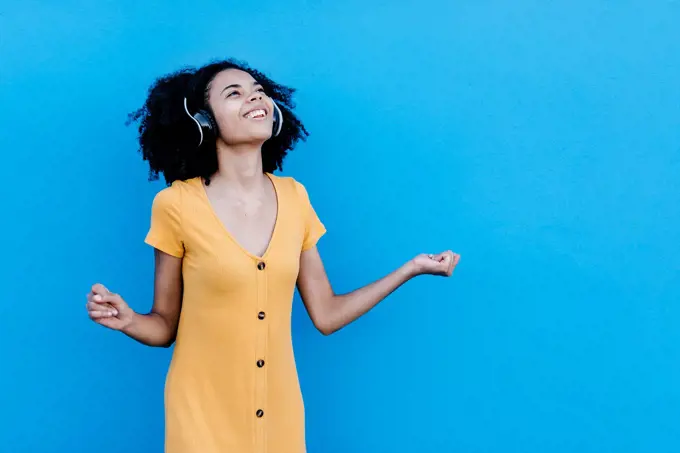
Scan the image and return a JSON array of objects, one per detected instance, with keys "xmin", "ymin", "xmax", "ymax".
[
  {"xmin": 223, "ymin": 134, "xmax": 271, "ymax": 148},
  {"xmin": 247, "ymin": 130, "xmax": 274, "ymax": 143}
]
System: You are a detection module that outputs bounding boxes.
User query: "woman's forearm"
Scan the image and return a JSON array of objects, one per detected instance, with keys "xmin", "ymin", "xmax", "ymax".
[
  {"xmin": 319, "ymin": 261, "xmax": 417, "ymax": 335},
  {"xmin": 122, "ymin": 312, "xmax": 177, "ymax": 347}
]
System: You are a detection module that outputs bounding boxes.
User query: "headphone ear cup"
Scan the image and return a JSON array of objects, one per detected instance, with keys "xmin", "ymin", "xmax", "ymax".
[
  {"xmin": 183, "ymin": 97, "xmax": 217, "ymax": 147},
  {"xmin": 272, "ymin": 101, "xmax": 283, "ymax": 137},
  {"xmin": 194, "ymin": 110, "xmax": 218, "ymax": 145}
]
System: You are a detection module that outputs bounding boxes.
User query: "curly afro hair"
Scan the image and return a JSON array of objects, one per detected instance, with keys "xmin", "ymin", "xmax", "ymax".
[{"xmin": 126, "ymin": 58, "xmax": 309, "ymax": 186}]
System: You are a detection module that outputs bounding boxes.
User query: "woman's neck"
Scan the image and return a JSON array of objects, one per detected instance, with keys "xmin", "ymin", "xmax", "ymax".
[{"xmin": 210, "ymin": 142, "xmax": 266, "ymax": 191}]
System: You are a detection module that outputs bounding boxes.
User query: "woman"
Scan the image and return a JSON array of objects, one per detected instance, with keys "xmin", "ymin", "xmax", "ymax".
[{"xmin": 86, "ymin": 58, "xmax": 460, "ymax": 453}]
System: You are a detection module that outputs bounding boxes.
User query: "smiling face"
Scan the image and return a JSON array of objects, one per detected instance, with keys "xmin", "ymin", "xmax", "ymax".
[{"xmin": 205, "ymin": 68, "xmax": 276, "ymax": 145}]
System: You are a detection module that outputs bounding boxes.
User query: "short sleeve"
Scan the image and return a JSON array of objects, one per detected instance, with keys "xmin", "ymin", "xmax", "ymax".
[
  {"xmin": 294, "ymin": 180, "xmax": 326, "ymax": 251},
  {"xmin": 144, "ymin": 185, "xmax": 185, "ymax": 258}
]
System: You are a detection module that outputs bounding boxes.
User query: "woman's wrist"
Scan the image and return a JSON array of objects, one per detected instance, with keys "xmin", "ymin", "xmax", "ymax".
[
  {"xmin": 120, "ymin": 310, "xmax": 141, "ymax": 335},
  {"xmin": 401, "ymin": 259, "xmax": 421, "ymax": 279}
]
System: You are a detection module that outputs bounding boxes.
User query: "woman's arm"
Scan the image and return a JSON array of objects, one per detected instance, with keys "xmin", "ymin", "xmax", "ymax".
[
  {"xmin": 88, "ymin": 249, "xmax": 183, "ymax": 347},
  {"xmin": 296, "ymin": 247, "xmax": 459, "ymax": 335}
]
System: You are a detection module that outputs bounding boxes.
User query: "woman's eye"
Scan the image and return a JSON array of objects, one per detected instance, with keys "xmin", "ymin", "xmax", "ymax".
[{"xmin": 228, "ymin": 91, "xmax": 239, "ymax": 97}]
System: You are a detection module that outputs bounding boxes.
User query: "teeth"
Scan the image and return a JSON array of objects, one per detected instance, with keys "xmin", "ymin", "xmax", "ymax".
[{"xmin": 245, "ymin": 109, "xmax": 266, "ymax": 119}]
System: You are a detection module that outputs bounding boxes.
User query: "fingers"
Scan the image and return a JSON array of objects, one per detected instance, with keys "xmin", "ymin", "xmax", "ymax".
[
  {"xmin": 88, "ymin": 291, "xmax": 108, "ymax": 304},
  {"xmin": 86, "ymin": 301, "xmax": 118, "ymax": 319},
  {"xmin": 428, "ymin": 253, "xmax": 445, "ymax": 262},
  {"xmin": 428, "ymin": 252, "xmax": 449, "ymax": 264},
  {"xmin": 89, "ymin": 284, "xmax": 122, "ymax": 306},
  {"xmin": 98, "ymin": 292, "xmax": 124, "ymax": 308},
  {"xmin": 91, "ymin": 283, "xmax": 109, "ymax": 296},
  {"xmin": 447, "ymin": 251, "xmax": 460, "ymax": 275},
  {"xmin": 439, "ymin": 252, "xmax": 452, "ymax": 274},
  {"xmin": 87, "ymin": 283, "xmax": 121, "ymax": 320},
  {"xmin": 436, "ymin": 250, "xmax": 460, "ymax": 275},
  {"xmin": 420, "ymin": 251, "xmax": 460, "ymax": 276}
]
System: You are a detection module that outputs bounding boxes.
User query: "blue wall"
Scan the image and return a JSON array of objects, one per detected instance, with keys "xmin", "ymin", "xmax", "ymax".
[{"xmin": 2, "ymin": 1, "xmax": 679, "ymax": 452}]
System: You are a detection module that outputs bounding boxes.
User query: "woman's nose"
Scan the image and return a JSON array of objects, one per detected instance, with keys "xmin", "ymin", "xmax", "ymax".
[{"xmin": 249, "ymin": 92, "xmax": 263, "ymax": 102}]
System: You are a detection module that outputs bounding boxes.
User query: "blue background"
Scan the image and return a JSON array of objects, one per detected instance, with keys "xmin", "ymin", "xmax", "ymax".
[{"xmin": 2, "ymin": 1, "xmax": 679, "ymax": 452}]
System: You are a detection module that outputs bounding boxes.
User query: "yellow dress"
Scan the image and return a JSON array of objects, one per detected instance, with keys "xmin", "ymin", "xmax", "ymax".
[{"xmin": 144, "ymin": 173, "xmax": 326, "ymax": 453}]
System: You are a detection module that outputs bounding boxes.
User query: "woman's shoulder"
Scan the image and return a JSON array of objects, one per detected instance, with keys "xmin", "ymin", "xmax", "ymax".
[
  {"xmin": 150, "ymin": 177, "xmax": 200, "ymax": 208},
  {"xmin": 269, "ymin": 173, "xmax": 310, "ymax": 198}
]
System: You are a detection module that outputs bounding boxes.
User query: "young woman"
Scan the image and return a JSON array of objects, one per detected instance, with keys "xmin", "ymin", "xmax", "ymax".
[{"xmin": 86, "ymin": 58, "xmax": 460, "ymax": 453}]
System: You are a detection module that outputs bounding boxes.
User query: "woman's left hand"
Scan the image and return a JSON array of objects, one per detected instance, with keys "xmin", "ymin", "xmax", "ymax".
[{"xmin": 410, "ymin": 251, "xmax": 460, "ymax": 277}]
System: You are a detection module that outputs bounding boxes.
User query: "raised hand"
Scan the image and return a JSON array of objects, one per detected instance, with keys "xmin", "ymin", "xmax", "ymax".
[
  {"xmin": 86, "ymin": 283, "xmax": 135, "ymax": 331},
  {"xmin": 411, "ymin": 251, "xmax": 460, "ymax": 277}
]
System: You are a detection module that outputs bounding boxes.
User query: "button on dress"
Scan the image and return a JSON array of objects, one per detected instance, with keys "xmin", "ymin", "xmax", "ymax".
[{"xmin": 144, "ymin": 173, "xmax": 326, "ymax": 453}]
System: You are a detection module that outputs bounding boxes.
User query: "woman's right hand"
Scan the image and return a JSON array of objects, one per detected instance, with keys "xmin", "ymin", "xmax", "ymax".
[{"xmin": 86, "ymin": 283, "xmax": 135, "ymax": 331}]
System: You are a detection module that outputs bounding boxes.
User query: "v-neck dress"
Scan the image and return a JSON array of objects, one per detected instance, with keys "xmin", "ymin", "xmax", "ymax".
[{"xmin": 143, "ymin": 173, "xmax": 326, "ymax": 453}]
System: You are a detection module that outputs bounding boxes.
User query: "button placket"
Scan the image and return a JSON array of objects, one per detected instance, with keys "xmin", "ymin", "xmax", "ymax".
[{"xmin": 254, "ymin": 258, "xmax": 269, "ymax": 450}]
